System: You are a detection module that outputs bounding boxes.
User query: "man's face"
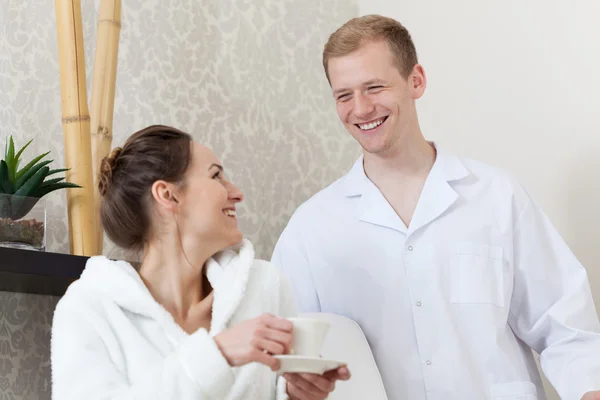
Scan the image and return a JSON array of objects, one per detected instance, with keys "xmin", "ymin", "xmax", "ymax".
[{"xmin": 328, "ymin": 40, "xmax": 425, "ymax": 156}]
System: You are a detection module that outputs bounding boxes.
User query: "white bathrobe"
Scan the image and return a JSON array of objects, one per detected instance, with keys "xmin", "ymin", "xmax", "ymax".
[{"xmin": 51, "ymin": 239, "xmax": 297, "ymax": 399}]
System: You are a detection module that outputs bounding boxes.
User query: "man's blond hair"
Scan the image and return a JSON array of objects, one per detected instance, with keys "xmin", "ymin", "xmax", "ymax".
[{"xmin": 322, "ymin": 15, "xmax": 418, "ymax": 83}]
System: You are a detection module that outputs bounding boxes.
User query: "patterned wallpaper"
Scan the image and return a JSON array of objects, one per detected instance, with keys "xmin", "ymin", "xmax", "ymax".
[
  {"xmin": 0, "ymin": 0, "xmax": 359, "ymax": 398},
  {"xmin": 0, "ymin": 293, "xmax": 58, "ymax": 399}
]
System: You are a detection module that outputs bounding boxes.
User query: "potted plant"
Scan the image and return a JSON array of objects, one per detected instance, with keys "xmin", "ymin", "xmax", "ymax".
[{"xmin": 0, "ymin": 136, "xmax": 81, "ymax": 251}]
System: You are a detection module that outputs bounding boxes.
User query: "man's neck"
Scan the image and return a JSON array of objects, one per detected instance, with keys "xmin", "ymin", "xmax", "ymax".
[
  {"xmin": 361, "ymin": 137, "xmax": 437, "ymax": 228},
  {"xmin": 363, "ymin": 138, "xmax": 436, "ymax": 183}
]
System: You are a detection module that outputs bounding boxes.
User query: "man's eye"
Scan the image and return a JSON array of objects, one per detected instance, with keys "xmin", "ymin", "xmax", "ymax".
[
  {"xmin": 368, "ymin": 85, "xmax": 383, "ymax": 90},
  {"xmin": 337, "ymin": 94, "xmax": 350, "ymax": 101}
]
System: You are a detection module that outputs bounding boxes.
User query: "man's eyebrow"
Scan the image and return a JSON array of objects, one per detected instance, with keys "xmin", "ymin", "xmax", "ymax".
[
  {"xmin": 363, "ymin": 79, "xmax": 387, "ymax": 86},
  {"xmin": 333, "ymin": 88, "xmax": 351, "ymax": 96},
  {"xmin": 333, "ymin": 80, "xmax": 388, "ymax": 96}
]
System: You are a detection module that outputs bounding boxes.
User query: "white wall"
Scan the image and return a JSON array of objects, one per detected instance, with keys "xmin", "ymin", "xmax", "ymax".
[{"xmin": 360, "ymin": 1, "xmax": 600, "ymax": 399}]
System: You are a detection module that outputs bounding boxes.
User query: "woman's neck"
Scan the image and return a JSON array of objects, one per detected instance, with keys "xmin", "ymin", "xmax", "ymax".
[{"xmin": 139, "ymin": 238, "xmax": 215, "ymax": 322}]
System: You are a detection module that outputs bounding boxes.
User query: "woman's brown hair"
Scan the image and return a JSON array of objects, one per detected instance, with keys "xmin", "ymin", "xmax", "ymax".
[{"xmin": 98, "ymin": 125, "xmax": 192, "ymax": 250}]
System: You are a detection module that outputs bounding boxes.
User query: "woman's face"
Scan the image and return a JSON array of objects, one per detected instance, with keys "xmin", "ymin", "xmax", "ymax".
[{"xmin": 175, "ymin": 142, "xmax": 244, "ymax": 252}]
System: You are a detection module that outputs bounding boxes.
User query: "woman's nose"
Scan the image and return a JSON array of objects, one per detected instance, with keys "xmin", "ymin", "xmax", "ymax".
[{"xmin": 228, "ymin": 182, "xmax": 244, "ymax": 203}]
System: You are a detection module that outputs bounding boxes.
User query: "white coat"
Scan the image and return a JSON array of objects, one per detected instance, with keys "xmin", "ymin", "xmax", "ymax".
[{"xmin": 272, "ymin": 147, "xmax": 600, "ymax": 400}]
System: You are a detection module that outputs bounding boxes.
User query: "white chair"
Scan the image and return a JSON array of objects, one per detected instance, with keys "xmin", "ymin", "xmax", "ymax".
[{"xmin": 300, "ymin": 312, "xmax": 388, "ymax": 400}]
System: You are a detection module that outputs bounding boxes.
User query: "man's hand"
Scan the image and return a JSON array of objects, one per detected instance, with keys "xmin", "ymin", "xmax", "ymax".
[
  {"xmin": 582, "ymin": 391, "xmax": 600, "ymax": 400},
  {"xmin": 285, "ymin": 366, "xmax": 351, "ymax": 400}
]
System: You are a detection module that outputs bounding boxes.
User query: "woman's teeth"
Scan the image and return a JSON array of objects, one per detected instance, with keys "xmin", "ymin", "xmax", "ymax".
[{"xmin": 224, "ymin": 209, "xmax": 236, "ymax": 217}]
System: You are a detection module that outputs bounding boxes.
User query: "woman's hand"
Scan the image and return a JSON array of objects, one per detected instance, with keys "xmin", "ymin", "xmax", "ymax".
[{"xmin": 214, "ymin": 313, "xmax": 293, "ymax": 371}]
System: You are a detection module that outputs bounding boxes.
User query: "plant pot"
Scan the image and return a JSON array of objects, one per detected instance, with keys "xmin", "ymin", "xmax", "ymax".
[{"xmin": 0, "ymin": 194, "xmax": 46, "ymax": 251}]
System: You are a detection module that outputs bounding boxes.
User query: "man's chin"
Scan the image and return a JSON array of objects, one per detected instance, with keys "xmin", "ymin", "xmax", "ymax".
[{"xmin": 356, "ymin": 137, "xmax": 389, "ymax": 155}]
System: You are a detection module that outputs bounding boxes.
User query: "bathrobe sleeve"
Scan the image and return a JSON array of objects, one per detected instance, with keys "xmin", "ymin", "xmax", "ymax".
[{"xmin": 51, "ymin": 301, "xmax": 235, "ymax": 400}]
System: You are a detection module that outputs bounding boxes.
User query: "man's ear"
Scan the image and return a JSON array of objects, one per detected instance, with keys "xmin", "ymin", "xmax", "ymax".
[
  {"xmin": 410, "ymin": 64, "xmax": 427, "ymax": 99},
  {"xmin": 151, "ymin": 180, "xmax": 180, "ymax": 211}
]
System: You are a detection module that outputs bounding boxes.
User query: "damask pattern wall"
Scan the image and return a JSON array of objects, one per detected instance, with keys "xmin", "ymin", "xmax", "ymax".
[{"xmin": 0, "ymin": 1, "xmax": 359, "ymax": 398}]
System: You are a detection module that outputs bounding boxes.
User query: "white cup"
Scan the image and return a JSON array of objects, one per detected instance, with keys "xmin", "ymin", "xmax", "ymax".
[{"xmin": 287, "ymin": 317, "xmax": 330, "ymax": 357}]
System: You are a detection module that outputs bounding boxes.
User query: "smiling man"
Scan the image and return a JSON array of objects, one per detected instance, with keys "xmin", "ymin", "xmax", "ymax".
[{"xmin": 272, "ymin": 14, "xmax": 600, "ymax": 400}]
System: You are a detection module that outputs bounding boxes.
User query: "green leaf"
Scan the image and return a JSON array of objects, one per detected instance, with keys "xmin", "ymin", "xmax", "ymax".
[
  {"xmin": 15, "ymin": 151, "xmax": 50, "ymax": 182},
  {"xmin": 11, "ymin": 166, "xmax": 49, "ymax": 218},
  {"xmin": 46, "ymin": 168, "xmax": 70, "ymax": 177},
  {"xmin": 41, "ymin": 177, "xmax": 65, "ymax": 187},
  {"xmin": 5, "ymin": 137, "xmax": 16, "ymax": 183},
  {"xmin": 14, "ymin": 139, "xmax": 32, "ymax": 165},
  {"xmin": 14, "ymin": 160, "xmax": 52, "ymax": 190},
  {"xmin": 14, "ymin": 166, "xmax": 49, "ymax": 198},
  {"xmin": 34, "ymin": 181, "xmax": 81, "ymax": 198},
  {"xmin": 0, "ymin": 160, "xmax": 13, "ymax": 194},
  {"xmin": 4, "ymin": 136, "xmax": 14, "ymax": 160}
]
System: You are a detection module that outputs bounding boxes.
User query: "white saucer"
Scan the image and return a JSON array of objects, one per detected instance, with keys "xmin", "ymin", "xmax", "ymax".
[{"xmin": 274, "ymin": 355, "xmax": 346, "ymax": 375}]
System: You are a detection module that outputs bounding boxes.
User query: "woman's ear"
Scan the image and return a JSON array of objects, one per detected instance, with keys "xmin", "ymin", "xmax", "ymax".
[{"xmin": 151, "ymin": 180, "xmax": 180, "ymax": 211}]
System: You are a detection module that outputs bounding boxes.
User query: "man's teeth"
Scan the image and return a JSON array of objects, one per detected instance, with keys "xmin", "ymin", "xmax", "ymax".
[
  {"xmin": 224, "ymin": 210, "xmax": 236, "ymax": 217},
  {"xmin": 358, "ymin": 118, "xmax": 385, "ymax": 130}
]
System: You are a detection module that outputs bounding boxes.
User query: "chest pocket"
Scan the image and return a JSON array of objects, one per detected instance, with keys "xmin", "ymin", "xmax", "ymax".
[{"xmin": 451, "ymin": 242, "xmax": 505, "ymax": 307}]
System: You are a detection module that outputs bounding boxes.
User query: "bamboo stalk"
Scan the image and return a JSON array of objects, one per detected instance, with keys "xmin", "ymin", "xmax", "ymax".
[
  {"xmin": 90, "ymin": 0, "xmax": 121, "ymax": 251},
  {"xmin": 54, "ymin": 0, "xmax": 99, "ymax": 256}
]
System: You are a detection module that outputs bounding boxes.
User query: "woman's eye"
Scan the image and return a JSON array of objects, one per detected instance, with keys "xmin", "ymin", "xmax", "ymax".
[{"xmin": 212, "ymin": 171, "xmax": 221, "ymax": 179}]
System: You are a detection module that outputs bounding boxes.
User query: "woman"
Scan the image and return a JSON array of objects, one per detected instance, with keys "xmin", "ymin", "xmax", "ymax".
[{"xmin": 50, "ymin": 125, "xmax": 348, "ymax": 399}]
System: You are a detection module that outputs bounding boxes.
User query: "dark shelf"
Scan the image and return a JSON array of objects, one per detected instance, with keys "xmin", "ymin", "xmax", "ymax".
[{"xmin": 0, "ymin": 246, "xmax": 88, "ymax": 296}]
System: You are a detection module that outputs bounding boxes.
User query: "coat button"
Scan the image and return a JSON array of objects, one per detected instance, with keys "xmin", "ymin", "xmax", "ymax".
[{"xmin": 408, "ymin": 246, "xmax": 414, "ymax": 251}]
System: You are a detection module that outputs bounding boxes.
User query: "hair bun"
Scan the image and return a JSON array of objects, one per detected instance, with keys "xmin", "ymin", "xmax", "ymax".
[{"xmin": 98, "ymin": 147, "xmax": 123, "ymax": 196}]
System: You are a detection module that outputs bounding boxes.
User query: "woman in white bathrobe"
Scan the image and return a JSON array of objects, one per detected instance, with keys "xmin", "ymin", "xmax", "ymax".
[{"xmin": 50, "ymin": 125, "xmax": 349, "ymax": 400}]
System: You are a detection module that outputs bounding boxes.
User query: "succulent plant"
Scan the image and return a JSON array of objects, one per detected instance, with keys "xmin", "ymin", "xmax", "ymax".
[{"xmin": 0, "ymin": 136, "xmax": 81, "ymax": 220}]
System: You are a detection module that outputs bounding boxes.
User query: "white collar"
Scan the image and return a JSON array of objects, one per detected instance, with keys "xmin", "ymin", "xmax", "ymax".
[
  {"xmin": 340, "ymin": 143, "xmax": 471, "ymax": 235},
  {"xmin": 342, "ymin": 143, "xmax": 470, "ymax": 197}
]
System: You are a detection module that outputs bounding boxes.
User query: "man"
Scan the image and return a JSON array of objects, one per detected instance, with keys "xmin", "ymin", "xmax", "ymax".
[{"xmin": 272, "ymin": 14, "xmax": 600, "ymax": 400}]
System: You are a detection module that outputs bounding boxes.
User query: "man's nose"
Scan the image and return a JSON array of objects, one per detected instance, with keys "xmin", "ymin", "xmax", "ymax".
[{"xmin": 353, "ymin": 93, "xmax": 375, "ymax": 119}]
